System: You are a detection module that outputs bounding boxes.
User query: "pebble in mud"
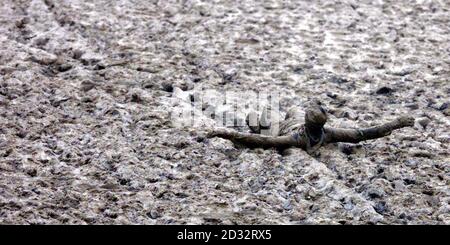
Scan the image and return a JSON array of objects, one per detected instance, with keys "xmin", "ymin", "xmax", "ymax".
[
  {"xmin": 16, "ymin": 129, "xmax": 28, "ymax": 139},
  {"xmin": 416, "ymin": 117, "xmax": 431, "ymax": 129},
  {"xmin": 147, "ymin": 208, "xmax": 163, "ymax": 219},
  {"xmin": 55, "ymin": 58, "xmax": 73, "ymax": 72},
  {"xmin": 376, "ymin": 86, "xmax": 394, "ymax": 95},
  {"xmin": 373, "ymin": 201, "xmax": 388, "ymax": 215},
  {"xmin": 437, "ymin": 102, "xmax": 448, "ymax": 111},
  {"xmin": 366, "ymin": 187, "xmax": 385, "ymax": 199},
  {"xmin": 80, "ymin": 80, "xmax": 97, "ymax": 92},
  {"xmin": 70, "ymin": 49, "xmax": 84, "ymax": 60},
  {"xmin": 161, "ymin": 81, "xmax": 174, "ymax": 93},
  {"xmin": 15, "ymin": 17, "xmax": 30, "ymax": 29}
]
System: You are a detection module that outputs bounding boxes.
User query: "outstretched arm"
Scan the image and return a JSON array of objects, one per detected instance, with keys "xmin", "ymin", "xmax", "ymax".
[
  {"xmin": 208, "ymin": 128, "xmax": 304, "ymax": 149},
  {"xmin": 324, "ymin": 116, "xmax": 415, "ymax": 144}
]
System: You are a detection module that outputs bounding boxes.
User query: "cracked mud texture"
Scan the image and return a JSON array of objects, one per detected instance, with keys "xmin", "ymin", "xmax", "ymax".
[{"xmin": 0, "ymin": 0, "xmax": 449, "ymax": 224}]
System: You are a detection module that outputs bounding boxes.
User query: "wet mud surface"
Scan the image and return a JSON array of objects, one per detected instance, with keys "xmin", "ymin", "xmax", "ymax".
[{"xmin": 0, "ymin": 0, "xmax": 449, "ymax": 224}]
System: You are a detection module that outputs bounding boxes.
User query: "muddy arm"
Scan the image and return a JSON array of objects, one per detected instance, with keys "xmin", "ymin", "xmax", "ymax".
[
  {"xmin": 208, "ymin": 128, "xmax": 304, "ymax": 149},
  {"xmin": 324, "ymin": 116, "xmax": 415, "ymax": 144}
]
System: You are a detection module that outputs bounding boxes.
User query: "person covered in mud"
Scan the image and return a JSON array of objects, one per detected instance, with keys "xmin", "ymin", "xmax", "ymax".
[{"xmin": 208, "ymin": 100, "xmax": 415, "ymax": 153}]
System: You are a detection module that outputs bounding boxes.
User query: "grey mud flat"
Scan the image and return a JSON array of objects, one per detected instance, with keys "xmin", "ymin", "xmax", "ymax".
[{"xmin": 0, "ymin": 0, "xmax": 449, "ymax": 224}]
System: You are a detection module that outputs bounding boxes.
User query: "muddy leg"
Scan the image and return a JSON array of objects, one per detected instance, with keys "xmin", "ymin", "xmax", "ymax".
[
  {"xmin": 246, "ymin": 106, "xmax": 282, "ymax": 136},
  {"xmin": 246, "ymin": 111, "xmax": 261, "ymax": 134}
]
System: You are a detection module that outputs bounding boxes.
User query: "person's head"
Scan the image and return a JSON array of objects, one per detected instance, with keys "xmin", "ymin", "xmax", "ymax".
[{"xmin": 305, "ymin": 100, "xmax": 327, "ymax": 129}]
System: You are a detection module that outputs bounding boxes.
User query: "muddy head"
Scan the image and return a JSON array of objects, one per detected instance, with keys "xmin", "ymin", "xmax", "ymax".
[{"xmin": 304, "ymin": 101, "xmax": 328, "ymax": 129}]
